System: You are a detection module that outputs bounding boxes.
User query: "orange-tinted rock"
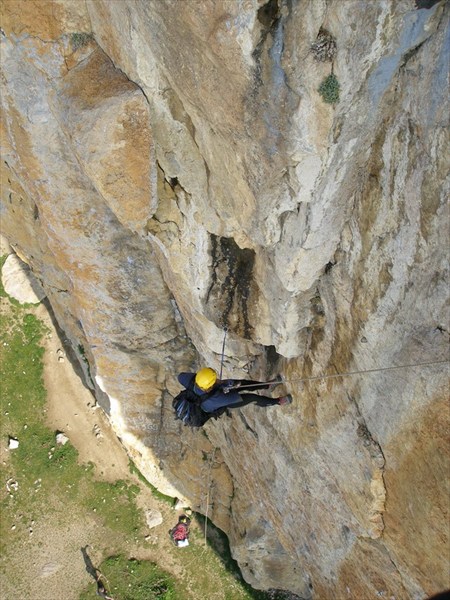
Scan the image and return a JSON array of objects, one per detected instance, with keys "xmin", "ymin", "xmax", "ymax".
[{"xmin": 1, "ymin": 1, "xmax": 448, "ymax": 598}]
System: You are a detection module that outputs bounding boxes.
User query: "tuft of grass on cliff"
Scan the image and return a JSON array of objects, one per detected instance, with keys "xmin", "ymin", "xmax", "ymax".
[
  {"xmin": 318, "ymin": 73, "xmax": 340, "ymax": 104},
  {"xmin": 70, "ymin": 32, "xmax": 93, "ymax": 50}
]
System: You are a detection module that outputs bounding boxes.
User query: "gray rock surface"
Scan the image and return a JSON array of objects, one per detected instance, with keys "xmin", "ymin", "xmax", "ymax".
[
  {"xmin": 0, "ymin": 1, "xmax": 448, "ymax": 598},
  {"xmin": 0, "ymin": 234, "xmax": 12, "ymax": 256}
]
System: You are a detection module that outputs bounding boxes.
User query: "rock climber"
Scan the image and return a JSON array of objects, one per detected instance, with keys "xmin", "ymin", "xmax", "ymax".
[{"xmin": 177, "ymin": 367, "xmax": 292, "ymax": 415}]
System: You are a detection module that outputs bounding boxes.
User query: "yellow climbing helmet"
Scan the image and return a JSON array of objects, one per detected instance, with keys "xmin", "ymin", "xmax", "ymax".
[{"xmin": 195, "ymin": 367, "xmax": 217, "ymax": 391}]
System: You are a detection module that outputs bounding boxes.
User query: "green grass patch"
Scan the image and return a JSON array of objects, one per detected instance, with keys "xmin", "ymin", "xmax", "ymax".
[
  {"xmin": 80, "ymin": 555, "xmax": 178, "ymax": 600},
  {"xmin": 1, "ymin": 312, "xmax": 46, "ymax": 415},
  {"xmin": 83, "ymin": 480, "xmax": 143, "ymax": 534}
]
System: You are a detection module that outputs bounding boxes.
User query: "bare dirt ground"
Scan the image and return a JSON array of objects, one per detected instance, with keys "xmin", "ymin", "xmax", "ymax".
[
  {"xmin": 1, "ymin": 301, "xmax": 192, "ymax": 600},
  {"xmin": 41, "ymin": 303, "xmax": 131, "ymax": 484}
]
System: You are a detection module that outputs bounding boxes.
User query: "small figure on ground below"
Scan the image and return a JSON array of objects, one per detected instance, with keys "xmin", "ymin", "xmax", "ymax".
[
  {"xmin": 169, "ymin": 515, "xmax": 191, "ymax": 547},
  {"xmin": 80, "ymin": 545, "xmax": 114, "ymax": 599},
  {"xmin": 96, "ymin": 574, "xmax": 114, "ymax": 599}
]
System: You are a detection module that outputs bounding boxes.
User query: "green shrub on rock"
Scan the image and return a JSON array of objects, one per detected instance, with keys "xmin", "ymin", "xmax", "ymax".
[
  {"xmin": 318, "ymin": 74, "xmax": 340, "ymax": 104},
  {"xmin": 70, "ymin": 32, "xmax": 93, "ymax": 50}
]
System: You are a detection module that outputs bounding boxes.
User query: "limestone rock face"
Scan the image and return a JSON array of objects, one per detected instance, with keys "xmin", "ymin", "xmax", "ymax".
[{"xmin": 1, "ymin": 1, "xmax": 448, "ymax": 598}]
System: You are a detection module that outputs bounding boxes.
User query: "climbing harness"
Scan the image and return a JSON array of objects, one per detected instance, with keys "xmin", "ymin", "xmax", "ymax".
[
  {"xmin": 172, "ymin": 378, "xmax": 223, "ymax": 427},
  {"xmin": 225, "ymin": 358, "xmax": 449, "ymax": 390}
]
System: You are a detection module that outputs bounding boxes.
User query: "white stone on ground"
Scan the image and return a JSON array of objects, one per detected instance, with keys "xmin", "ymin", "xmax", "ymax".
[
  {"xmin": 8, "ymin": 437, "xmax": 19, "ymax": 449},
  {"xmin": 55, "ymin": 432, "xmax": 69, "ymax": 445},
  {"xmin": 1, "ymin": 253, "xmax": 46, "ymax": 304},
  {"xmin": 145, "ymin": 508, "xmax": 163, "ymax": 529}
]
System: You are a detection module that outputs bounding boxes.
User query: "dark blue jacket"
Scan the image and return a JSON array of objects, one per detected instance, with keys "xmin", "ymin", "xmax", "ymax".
[{"xmin": 177, "ymin": 372, "xmax": 242, "ymax": 413}]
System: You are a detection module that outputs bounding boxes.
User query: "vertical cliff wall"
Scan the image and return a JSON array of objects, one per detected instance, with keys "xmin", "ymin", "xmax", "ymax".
[{"xmin": 1, "ymin": 1, "xmax": 449, "ymax": 598}]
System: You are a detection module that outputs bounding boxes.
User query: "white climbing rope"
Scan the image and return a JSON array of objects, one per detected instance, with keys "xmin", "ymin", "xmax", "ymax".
[
  {"xmin": 227, "ymin": 358, "xmax": 449, "ymax": 390},
  {"xmin": 219, "ymin": 328, "xmax": 228, "ymax": 380}
]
